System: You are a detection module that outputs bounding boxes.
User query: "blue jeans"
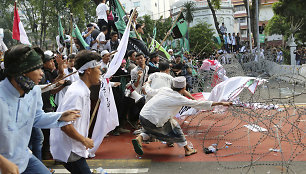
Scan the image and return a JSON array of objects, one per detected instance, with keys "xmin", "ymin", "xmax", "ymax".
[
  {"xmin": 63, "ymin": 157, "xmax": 91, "ymax": 174},
  {"xmin": 29, "ymin": 127, "xmax": 44, "ymax": 161},
  {"xmin": 22, "ymin": 154, "xmax": 51, "ymax": 174}
]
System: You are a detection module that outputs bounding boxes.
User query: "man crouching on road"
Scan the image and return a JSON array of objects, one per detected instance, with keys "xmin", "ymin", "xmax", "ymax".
[{"xmin": 132, "ymin": 76, "xmax": 232, "ymax": 156}]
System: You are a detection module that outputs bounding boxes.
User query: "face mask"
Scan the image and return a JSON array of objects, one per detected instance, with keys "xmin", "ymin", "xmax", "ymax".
[{"xmin": 14, "ymin": 75, "xmax": 35, "ymax": 94}]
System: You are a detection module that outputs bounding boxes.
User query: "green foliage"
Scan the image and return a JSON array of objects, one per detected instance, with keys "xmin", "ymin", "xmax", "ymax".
[
  {"xmin": 189, "ymin": 22, "xmax": 218, "ymax": 56},
  {"xmin": 0, "ymin": 0, "xmax": 96, "ymax": 49},
  {"xmin": 137, "ymin": 15, "xmax": 172, "ymax": 43},
  {"xmin": 270, "ymin": 0, "xmax": 306, "ymax": 43},
  {"xmin": 211, "ymin": 0, "xmax": 221, "ymax": 9},
  {"xmin": 182, "ymin": 2, "xmax": 196, "ymax": 24},
  {"xmin": 282, "ymin": 48, "xmax": 290, "ymax": 65},
  {"xmin": 265, "ymin": 15, "xmax": 290, "ymax": 39}
]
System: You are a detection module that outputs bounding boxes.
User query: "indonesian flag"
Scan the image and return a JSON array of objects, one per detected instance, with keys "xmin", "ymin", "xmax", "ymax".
[{"xmin": 12, "ymin": 2, "xmax": 31, "ymax": 45}]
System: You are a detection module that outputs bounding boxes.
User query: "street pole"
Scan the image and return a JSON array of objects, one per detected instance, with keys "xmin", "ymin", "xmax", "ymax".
[
  {"xmin": 255, "ymin": 0, "xmax": 260, "ymax": 59},
  {"xmin": 247, "ymin": 0, "xmax": 252, "ymax": 52}
]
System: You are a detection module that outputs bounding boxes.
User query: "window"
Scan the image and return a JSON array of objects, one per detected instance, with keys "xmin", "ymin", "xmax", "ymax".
[
  {"xmin": 134, "ymin": 1, "xmax": 140, "ymax": 7},
  {"xmin": 240, "ymin": 18, "xmax": 246, "ymax": 23},
  {"xmin": 234, "ymin": 5, "xmax": 245, "ymax": 12}
]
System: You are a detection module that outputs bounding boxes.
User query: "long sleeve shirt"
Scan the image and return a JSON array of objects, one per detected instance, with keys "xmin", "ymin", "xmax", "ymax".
[
  {"xmin": 140, "ymin": 87, "xmax": 213, "ymax": 127},
  {"xmin": 0, "ymin": 78, "xmax": 64, "ymax": 173}
]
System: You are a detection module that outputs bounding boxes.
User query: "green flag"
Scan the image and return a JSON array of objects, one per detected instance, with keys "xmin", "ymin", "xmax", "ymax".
[
  {"xmin": 110, "ymin": 0, "xmax": 136, "ymax": 38},
  {"xmin": 149, "ymin": 39, "xmax": 171, "ymax": 60},
  {"xmin": 58, "ymin": 16, "xmax": 65, "ymax": 44},
  {"xmin": 171, "ymin": 13, "xmax": 188, "ymax": 39},
  {"xmin": 259, "ymin": 34, "xmax": 265, "ymax": 43},
  {"xmin": 180, "ymin": 37, "xmax": 190, "ymax": 52},
  {"xmin": 72, "ymin": 23, "xmax": 89, "ymax": 48},
  {"xmin": 152, "ymin": 25, "xmax": 156, "ymax": 40}
]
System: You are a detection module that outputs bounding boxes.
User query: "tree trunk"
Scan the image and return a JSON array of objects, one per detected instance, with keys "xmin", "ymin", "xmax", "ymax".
[
  {"xmin": 243, "ymin": 0, "xmax": 250, "ymax": 44},
  {"xmin": 250, "ymin": 0, "xmax": 260, "ymax": 47},
  {"xmin": 207, "ymin": 0, "xmax": 224, "ymax": 44}
]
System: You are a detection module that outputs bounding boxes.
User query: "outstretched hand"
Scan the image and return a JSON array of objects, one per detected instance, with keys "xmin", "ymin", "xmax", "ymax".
[{"xmin": 59, "ymin": 110, "xmax": 81, "ymax": 122}]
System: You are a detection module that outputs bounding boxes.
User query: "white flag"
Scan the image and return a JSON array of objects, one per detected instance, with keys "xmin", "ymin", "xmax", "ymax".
[{"xmin": 89, "ymin": 13, "xmax": 132, "ymax": 156}]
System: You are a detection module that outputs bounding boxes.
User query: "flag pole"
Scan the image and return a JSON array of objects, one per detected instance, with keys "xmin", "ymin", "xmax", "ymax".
[
  {"xmin": 157, "ymin": 9, "xmax": 183, "ymax": 51},
  {"xmin": 70, "ymin": 13, "xmax": 74, "ymax": 54},
  {"xmin": 42, "ymin": 51, "xmax": 118, "ymax": 91},
  {"xmin": 116, "ymin": 0, "xmax": 142, "ymax": 41}
]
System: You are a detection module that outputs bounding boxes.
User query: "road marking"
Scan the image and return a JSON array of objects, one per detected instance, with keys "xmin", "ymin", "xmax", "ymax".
[{"xmin": 54, "ymin": 168, "xmax": 149, "ymax": 173}]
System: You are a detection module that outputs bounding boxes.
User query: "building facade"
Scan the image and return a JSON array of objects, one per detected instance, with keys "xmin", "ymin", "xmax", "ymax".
[
  {"xmin": 120, "ymin": 0, "xmax": 176, "ymax": 20},
  {"xmin": 171, "ymin": 0, "xmax": 235, "ymax": 36}
]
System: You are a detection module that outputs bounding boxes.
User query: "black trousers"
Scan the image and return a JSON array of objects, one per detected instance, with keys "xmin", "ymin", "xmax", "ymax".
[
  {"xmin": 98, "ymin": 19, "xmax": 108, "ymax": 31},
  {"xmin": 63, "ymin": 158, "xmax": 91, "ymax": 174}
]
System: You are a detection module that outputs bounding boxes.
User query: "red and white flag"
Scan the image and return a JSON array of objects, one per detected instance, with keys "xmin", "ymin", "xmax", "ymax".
[{"xmin": 12, "ymin": 2, "xmax": 31, "ymax": 45}]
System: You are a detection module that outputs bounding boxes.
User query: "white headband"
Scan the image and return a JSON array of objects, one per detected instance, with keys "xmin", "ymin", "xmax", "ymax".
[{"xmin": 78, "ymin": 60, "xmax": 102, "ymax": 73}]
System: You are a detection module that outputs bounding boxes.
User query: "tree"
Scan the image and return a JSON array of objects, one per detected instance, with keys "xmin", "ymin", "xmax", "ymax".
[
  {"xmin": 207, "ymin": 0, "xmax": 224, "ymax": 43},
  {"xmin": 189, "ymin": 22, "xmax": 218, "ymax": 57},
  {"xmin": 182, "ymin": 1, "xmax": 196, "ymax": 43},
  {"xmin": 137, "ymin": 15, "xmax": 172, "ymax": 43},
  {"xmin": 267, "ymin": 0, "xmax": 306, "ymax": 44}
]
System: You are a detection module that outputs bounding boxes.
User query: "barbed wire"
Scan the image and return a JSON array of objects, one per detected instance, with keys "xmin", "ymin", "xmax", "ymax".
[{"xmin": 186, "ymin": 54, "xmax": 305, "ymax": 173}]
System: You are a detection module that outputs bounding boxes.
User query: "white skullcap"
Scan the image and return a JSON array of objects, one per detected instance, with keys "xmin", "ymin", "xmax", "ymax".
[
  {"xmin": 172, "ymin": 76, "xmax": 186, "ymax": 88},
  {"xmin": 101, "ymin": 50, "xmax": 109, "ymax": 57},
  {"xmin": 44, "ymin": 50, "xmax": 54, "ymax": 57},
  {"xmin": 168, "ymin": 49, "xmax": 173, "ymax": 52}
]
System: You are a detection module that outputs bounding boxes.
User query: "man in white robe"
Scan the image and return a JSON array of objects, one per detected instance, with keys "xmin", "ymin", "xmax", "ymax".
[
  {"xmin": 50, "ymin": 50, "xmax": 102, "ymax": 173},
  {"xmin": 132, "ymin": 76, "xmax": 231, "ymax": 156}
]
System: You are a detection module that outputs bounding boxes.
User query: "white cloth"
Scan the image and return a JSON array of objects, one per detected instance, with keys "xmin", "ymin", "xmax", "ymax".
[
  {"xmin": 50, "ymin": 80, "xmax": 91, "ymax": 163},
  {"xmin": 55, "ymin": 68, "xmax": 79, "ymax": 106},
  {"xmin": 148, "ymin": 72, "xmax": 173, "ymax": 89},
  {"xmin": 89, "ymin": 14, "xmax": 132, "ymax": 156},
  {"xmin": 96, "ymin": 32, "xmax": 106, "ymax": 51},
  {"xmin": 146, "ymin": 72, "xmax": 173, "ymax": 101},
  {"xmin": 140, "ymin": 87, "xmax": 213, "ymax": 127},
  {"xmin": 96, "ymin": 3, "xmax": 109, "ymax": 22},
  {"xmin": 208, "ymin": 76, "xmax": 263, "ymax": 102}
]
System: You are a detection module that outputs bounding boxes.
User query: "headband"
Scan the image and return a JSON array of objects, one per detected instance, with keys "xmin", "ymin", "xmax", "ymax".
[{"xmin": 78, "ymin": 60, "xmax": 102, "ymax": 73}]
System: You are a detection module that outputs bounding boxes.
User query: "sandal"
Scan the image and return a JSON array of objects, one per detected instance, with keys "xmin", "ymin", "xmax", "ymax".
[
  {"xmin": 132, "ymin": 139, "xmax": 143, "ymax": 155},
  {"xmin": 185, "ymin": 149, "xmax": 197, "ymax": 156}
]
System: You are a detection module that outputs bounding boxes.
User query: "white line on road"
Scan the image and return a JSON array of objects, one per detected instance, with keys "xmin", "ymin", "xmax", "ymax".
[{"xmin": 54, "ymin": 168, "xmax": 149, "ymax": 173}]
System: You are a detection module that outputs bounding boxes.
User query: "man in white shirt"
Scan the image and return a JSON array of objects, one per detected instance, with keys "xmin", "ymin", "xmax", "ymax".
[
  {"xmin": 96, "ymin": 26, "xmax": 108, "ymax": 52},
  {"xmin": 231, "ymin": 33, "xmax": 236, "ymax": 52},
  {"xmin": 132, "ymin": 76, "xmax": 231, "ymax": 156},
  {"xmin": 100, "ymin": 50, "xmax": 110, "ymax": 74},
  {"xmin": 128, "ymin": 53, "xmax": 149, "ymax": 128},
  {"xmin": 50, "ymin": 50, "xmax": 102, "ymax": 173},
  {"xmin": 96, "ymin": 0, "xmax": 109, "ymax": 31}
]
